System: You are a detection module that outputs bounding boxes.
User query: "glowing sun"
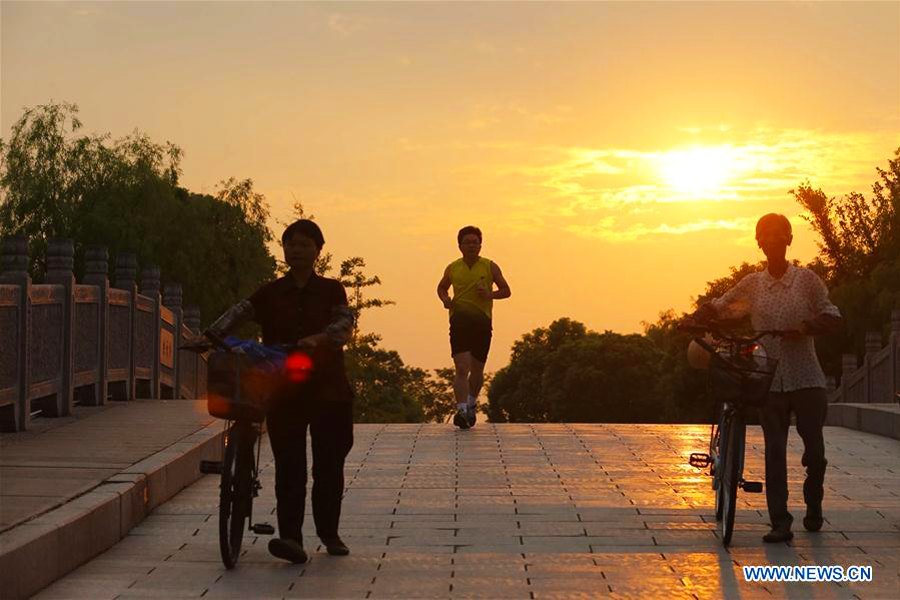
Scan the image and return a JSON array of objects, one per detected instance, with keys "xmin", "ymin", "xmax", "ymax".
[{"xmin": 659, "ymin": 146, "xmax": 735, "ymax": 196}]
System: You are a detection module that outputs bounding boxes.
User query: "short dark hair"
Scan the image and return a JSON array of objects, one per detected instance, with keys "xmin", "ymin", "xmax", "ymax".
[
  {"xmin": 282, "ymin": 219, "xmax": 325, "ymax": 250},
  {"xmin": 755, "ymin": 213, "xmax": 792, "ymax": 239},
  {"xmin": 457, "ymin": 225, "xmax": 482, "ymax": 245}
]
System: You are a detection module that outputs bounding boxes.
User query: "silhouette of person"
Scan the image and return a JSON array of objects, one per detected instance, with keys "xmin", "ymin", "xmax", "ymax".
[
  {"xmin": 200, "ymin": 219, "xmax": 355, "ymax": 562},
  {"xmin": 436, "ymin": 226, "xmax": 511, "ymax": 428},
  {"xmin": 695, "ymin": 213, "xmax": 842, "ymax": 543}
]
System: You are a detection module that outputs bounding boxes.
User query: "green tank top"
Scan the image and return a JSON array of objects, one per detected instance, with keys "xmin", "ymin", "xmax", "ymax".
[{"xmin": 449, "ymin": 257, "xmax": 493, "ymax": 320}]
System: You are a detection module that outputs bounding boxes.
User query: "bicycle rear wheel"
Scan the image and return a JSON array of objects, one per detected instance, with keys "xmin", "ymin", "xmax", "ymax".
[
  {"xmin": 219, "ymin": 422, "xmax": 253, "ymax": 569},
  {"xmin": 720, "ymin": 412, "xmax": 745, "ymax": 546}
]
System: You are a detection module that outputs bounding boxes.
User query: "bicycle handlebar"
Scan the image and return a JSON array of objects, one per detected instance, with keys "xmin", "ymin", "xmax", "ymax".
[
  {"xmin": 179, "ymin": 329, "xmax": 230, "ymax": 353},
  {"xmin": 179, "ymin": 331, "xmax": 312, "ymax": 355},
  {"xmin": 678, "ymin": 318, "xmax": 789, "ymax": 344}
]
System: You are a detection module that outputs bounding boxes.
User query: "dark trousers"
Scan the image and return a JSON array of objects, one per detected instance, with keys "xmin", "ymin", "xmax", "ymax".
[
  {"xmin": 266, "ymin": 400, "xmax": 353, "ymax": 542},
  {"xmin": 758, "ymin": 387, "xmax": 828, "ymax": 529}
]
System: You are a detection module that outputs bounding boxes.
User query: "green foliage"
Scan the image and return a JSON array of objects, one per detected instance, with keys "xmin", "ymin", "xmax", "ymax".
[
  {"xmin": 694, "ymin": 261, "xmax": 764, "ymax": 310},
  {"xmin": 338, "ymin": 257, "xmax": 396, "ymax": 339},
  {"xmin": 488, "ymin": 318, "xmax": 664, "ymax": 423},
  {"xmin": 345, "ymin": 334, "xmax": 427, "ymax": 423},
  {"xmin": 0, "ymin": 101, "xmax": 276, "ymax": 327},
  {"xmin": 642, "ymin": 310, "xmax": 710, "ymax": 423},
  {"xmin": 791, "ymin": 148, "xmax": 900, "ymax": 353},
  {"xmin": 542, "ymin": 332, "xmax": 664, "ymax": 422},
  {"xmin": 487, "ymin": 318, "xmax": 588, "ymax": 422},
  {"xmin": 419, "ymin": 367, "xmax": 458, "ymax": 423},
  {"xmin": 0, "ymin": 103, "xmax": 181, "ymax": 276}
]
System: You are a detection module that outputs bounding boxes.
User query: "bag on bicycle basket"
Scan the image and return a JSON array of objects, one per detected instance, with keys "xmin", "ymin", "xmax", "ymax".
[
  {"xmin": 709, "ymin": 353, "xmax": 778, "ymax": 408},
  {"xmin": 207, "ymin": 352, "xmax": 281, "ymax": 422}
]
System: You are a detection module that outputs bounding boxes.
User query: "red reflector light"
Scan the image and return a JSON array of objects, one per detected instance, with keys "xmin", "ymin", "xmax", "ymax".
[{"xmin": 285, "ymin": 352, "xmax": 313, "ymax": 382}]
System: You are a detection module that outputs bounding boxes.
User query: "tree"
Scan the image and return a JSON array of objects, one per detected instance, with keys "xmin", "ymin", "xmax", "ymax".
[
  {"xmin": 543, "ymin": 332, "xmax": 664, "ymax": 422},
  {"xmin": 418, "ymin": 367, "xmax": 457, "ymax": 423},
  {"xmin": 487, "ymin": 318, "xmax": 589, "ymax": 422},
  {"xmin": 0, "ymin": 101, "xmax": 277, "ymax": 327},
  {"xmin": 338, "ymin": 257, "xmax": 396, "ymax": 340},
  {"xmin": 642, "ymin": 309, "xmax": 710, "ymax": 423},
  {"xmin": 0, "ymin": 102, "xmax": 181, "ymax": 277},
  {"xmin": 488, "ymin": 318, "xmax": 665, "ymax": 423},
  {"xmin": 346, "ymin": 337, "xmax": 426, "ymax": 423},
  {"xmin": 791, "ymin": 147, "xmax": 900, "ymax": 357}
]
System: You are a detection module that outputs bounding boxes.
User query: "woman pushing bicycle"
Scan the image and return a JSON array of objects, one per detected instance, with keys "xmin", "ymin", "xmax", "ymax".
[
  {"xmin": 190, "ymin": 219, "xmax": 355, "ymax": 564},
  {"xmin": 691, "ymin": 213, "xmax": 842, "ymax": 544}
]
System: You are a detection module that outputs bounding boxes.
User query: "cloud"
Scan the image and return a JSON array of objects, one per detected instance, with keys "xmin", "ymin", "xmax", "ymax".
[
  {"xmin": 434, "ymin": 125, "xmax": 893, "ymax": 242},
  {"xmin": 567, "ymin": 217, "xmax": 757, "ymax": 242},
  {"xmin": 513, "ymin": 128, "xmax": 894, "ymax": 211},
  {"xmin": 284, "ymin": 124, "xmax": 892, "ymax": 247}
]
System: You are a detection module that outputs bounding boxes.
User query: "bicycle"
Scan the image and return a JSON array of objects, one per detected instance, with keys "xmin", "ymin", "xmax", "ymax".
[
  {"xmin": 182, "ymin": 332, "xmax": 312, "ymax": 569},
  {"xmin": 680, "ymin": 318, "xmax": 784, "ymax": 546}
]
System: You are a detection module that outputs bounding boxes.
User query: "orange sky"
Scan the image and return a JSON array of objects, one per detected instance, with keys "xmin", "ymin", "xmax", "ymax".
[{"xmin": 3, "ymin": 1, "xmax": 899, "ymax": 371}]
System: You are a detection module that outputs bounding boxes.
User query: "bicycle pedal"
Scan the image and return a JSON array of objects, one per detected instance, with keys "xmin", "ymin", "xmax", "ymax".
[
  {"xmin": 741, "ymin": 481, "xmax": 763, "ymax": 493},
  {"xmin": 199, "ymin": 460, "xmax": 223, "ymax": 475},
  {"xmin": 689, "ymin": 453, "xmax": 711, "ymax": 468},
  {"xmin": 251, "ymin": 523, "xmax": 275, "ymax": 535}
]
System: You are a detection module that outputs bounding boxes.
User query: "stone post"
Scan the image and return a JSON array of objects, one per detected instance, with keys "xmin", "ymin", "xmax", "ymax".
[
  {"xmin": 183, "ymin": 305, "xmax": 202, "ymax": 400},
  {"xmin": 0, "ymin": 236, "xmax": 32, "ymax": 431},
  {"xmin": 864, "ymin": 331, "xmax": 883, "ymax": 404},
  {"xmin": 113, "ymin": 253, "xmax": 138, "ymax": 401},
  {"xmin": 184, "ymin": 305, "xmax": 201, "ymax": 333},
  {"xmin": 864, "ymin": 331, "xmax": 882, "ymax": 360},
  {"xmin": 163, "ymin": 282, "xmax": 183, "ymax": 399},
  {"xmin": 839, "ymin": 353, "xmax": 858, "ymax": 403},
  {"xmin": 83, "ymin": 246, "xmax": 110, "ymax": 406},
  {"xmin": 893, "ymin": 309, "xmax": 900, "ymax": 403},
  {"xmin": 141, "ymin": 266, "xmax": 161, "ymax": 399},
  {"xmin": 43, "ymin": 239, "xmax": 75, "ymax": 417}
]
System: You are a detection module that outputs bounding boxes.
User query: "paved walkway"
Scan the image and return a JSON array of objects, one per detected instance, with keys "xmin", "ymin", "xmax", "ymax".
[
  {"xmin": 0, "ymin": 400, "xmax": 214, "ymax": 531},
  {"xmin": 34, "ymin": 423, "xmax": 900, "ymax": 599}
]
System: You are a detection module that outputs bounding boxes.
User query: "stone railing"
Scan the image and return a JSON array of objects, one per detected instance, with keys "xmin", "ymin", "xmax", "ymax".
[
  {"xmin": 0, "ymin": 237, "xmax": 208, "ymax": 432},
  {"xmin": 829, "ymin": 308, "xmax": 900, "ymax": 404}
]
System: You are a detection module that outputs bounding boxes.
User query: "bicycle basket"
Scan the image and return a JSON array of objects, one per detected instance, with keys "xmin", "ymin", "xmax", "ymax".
[
  {"xmin": 709, "ymin": 351, "xmax": 778, "ymax": 408},
  {"xmin": 207, "ymin": 352, "xmax": 281, "ymax": 422}
]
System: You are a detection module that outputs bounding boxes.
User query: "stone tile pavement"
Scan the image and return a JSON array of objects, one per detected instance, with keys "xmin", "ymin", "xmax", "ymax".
[
  {"xmin": 0, "ymin": 399, "xmax": 215, "ymax": 530},
  {"xmin": 34, "ymin": 424, "xmax": 900, "ymax": 599},
  {"xmin": 0, "ymin": 399, "xmax": 222, "ymax": 599}
]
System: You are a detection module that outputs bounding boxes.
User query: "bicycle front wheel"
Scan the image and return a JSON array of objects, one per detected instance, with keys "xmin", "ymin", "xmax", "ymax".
[
  {"xmin": 219, "ymin": 422, "xmax": 252, "ymax": 569},
  {"xmin": 720, "ymin": 413, "xmax": 745, "ymax": 546},
  {"xmin": 712, "ymin": 423, "xmax": 724, "ymax": 522}
]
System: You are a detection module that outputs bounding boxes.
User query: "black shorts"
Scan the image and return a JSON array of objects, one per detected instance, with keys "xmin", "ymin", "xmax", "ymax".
[{"xmin": 449, "ymin": 312, "xmax": 492, "ymax": 363}]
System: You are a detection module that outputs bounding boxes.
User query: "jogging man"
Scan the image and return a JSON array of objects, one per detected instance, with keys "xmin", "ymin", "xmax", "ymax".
[
  {"xmin": 695, "ymin": 213, "xmax": 842, "ymax": 543},
  {"xmin": 199, "ymin": 219, "xmax": 355, "ymax": 563},
  {"xmin": 437, "ymin": 226, "xmax": 511, "ymax": 428}
]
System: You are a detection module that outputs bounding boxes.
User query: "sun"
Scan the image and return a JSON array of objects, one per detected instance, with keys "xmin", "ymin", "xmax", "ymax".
[{"xmin": 659, "ymin": 145, "xmax": 735, "ymax": 197}]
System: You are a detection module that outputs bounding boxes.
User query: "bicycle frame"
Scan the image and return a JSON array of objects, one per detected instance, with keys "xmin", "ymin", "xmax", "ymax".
[{"xmin": 220, "ymin": 418, "xmax": 265, "ymax": 524}]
